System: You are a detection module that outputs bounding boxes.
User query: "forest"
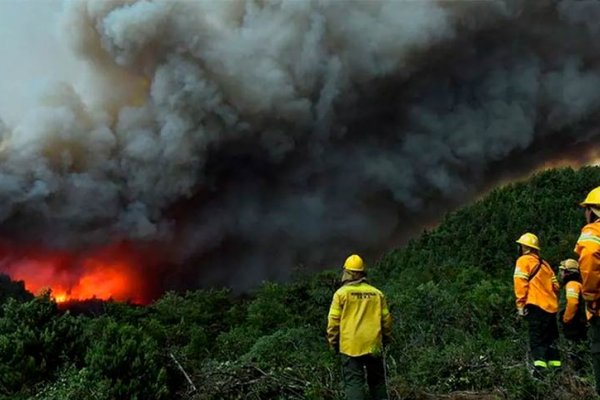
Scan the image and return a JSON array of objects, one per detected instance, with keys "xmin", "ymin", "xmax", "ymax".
[{"xmin": 1, "ymin": 166, "xmax": 600, "ymax": 400}]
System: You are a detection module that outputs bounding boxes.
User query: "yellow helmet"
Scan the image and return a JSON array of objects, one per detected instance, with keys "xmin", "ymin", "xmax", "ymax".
[
  {"xmin": 516, "ymin": 232, "xmax": 540, "ymax": 251},
  {"xmin": 581, "ymin": 187, "xmax": 600, "ymax": 207},
  {"xmin": 581, "ymin": 187, "xmax": 600, "ymax": 217},
  {"xmin": 343, "ymin": 254, "xmax": 365, "ymax": 272},
  {"xmin": 559, "ymin": 258, "xmax": 579, "ymax": 272}
]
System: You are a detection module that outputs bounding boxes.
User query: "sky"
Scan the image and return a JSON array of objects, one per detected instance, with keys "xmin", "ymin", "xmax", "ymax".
[
  {"xmin": 1, "ymin": 0, "xmax": 600, "ymax": 292},
  {"xmin": 0, "ymin": 0, "xmax": 82, "ymax": 124}
]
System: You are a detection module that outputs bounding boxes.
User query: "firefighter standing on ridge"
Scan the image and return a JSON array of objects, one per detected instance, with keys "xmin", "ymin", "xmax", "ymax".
[
  {"xmin": 558, "ymin": 259, "xmax": 588, "ymax": 373},
  {"xmin": 513, "ymin": 232, "xmax": 561, "ymax": 375},
  {"xmin": 575, "ymin": 187, "xmax": 600, "ymax": 394},
  {"xmin": 327, "ymin": 254, "xmax": 393, "ymax": 400}
]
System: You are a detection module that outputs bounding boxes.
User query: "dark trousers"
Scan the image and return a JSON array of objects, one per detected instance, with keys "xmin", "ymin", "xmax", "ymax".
[
  {"xmin": 341, "ymin": 354, "xmax": 388, "ymax": 400},
  {"xmin": 589, "ymin": 316, "xmax": 600, "ymax": 394},
  {"xmin": 526, "ymin": 305, "xmax": 560, "ymax": 364}
]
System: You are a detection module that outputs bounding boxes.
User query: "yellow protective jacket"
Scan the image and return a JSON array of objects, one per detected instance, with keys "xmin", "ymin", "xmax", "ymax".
[
  {"xmin": 563, "ymin": 280, "xmax": 582, "ymax": 323},
  {"xmin": 575, "ymin": 221, "xmax": 600, "ymax": 315},
  {"xmin": 513, "ymin": 254, "xmax": 559, "ymax": 313},
  {"xmin": 326, "ymin": 281, "xmax": 392, "ymax": 357}
]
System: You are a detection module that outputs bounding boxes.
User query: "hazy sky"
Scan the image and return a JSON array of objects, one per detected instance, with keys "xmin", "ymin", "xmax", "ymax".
[{"xmin": 0, "ymin": 0, "xmax": 82, "ymax": 124}]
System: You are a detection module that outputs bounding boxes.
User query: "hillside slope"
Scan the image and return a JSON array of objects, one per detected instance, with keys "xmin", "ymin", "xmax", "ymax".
[
  {"xmin": 370, "ymin": 166, "xmax": 600, "ymax": 399},
  {"xmin": 1, "ymin": 167, "xmax": 600, "ymax": 400}
]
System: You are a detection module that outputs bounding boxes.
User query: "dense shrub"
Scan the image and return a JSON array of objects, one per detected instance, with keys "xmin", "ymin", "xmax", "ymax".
[
  {"xmin": 84, "ymin": 318, "xmax": 169, "ymax": 400},
  {"xmin": 0, "ymin": 294, "xmax": 83, "ymax": 396},
  {"xmin": 1, "ymin": 167, "xmax": 600, "ymax": 399}
]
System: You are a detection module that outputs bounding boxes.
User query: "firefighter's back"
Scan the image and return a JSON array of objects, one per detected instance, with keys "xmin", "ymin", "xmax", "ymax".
[{"xmin": 337, "ymin": 282, "xmax": 385, "ymax": 357}]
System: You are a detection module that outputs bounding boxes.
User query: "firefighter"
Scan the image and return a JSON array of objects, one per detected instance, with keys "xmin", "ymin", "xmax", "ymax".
[
  {"xmin": 513, "ymin": 232, "xmax": 561, "ymax": 375},
  {"xmin": 327, "ymin": 254, "xmax": 393, "ymax": 400},
  {"xmin": 558, "ymin": 258, "xmax": 588, "ymax": 373},
  {"xmin": 576, "ymin": 186, "xmax": 600, "ymax": 393}
]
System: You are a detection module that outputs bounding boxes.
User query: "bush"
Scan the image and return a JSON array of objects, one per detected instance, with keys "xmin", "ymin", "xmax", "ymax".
[
  {"xmin": 32, "ymin": 366, "xmax": 111, "ymax": 400},
  {"xmin": 0, "ymin": 294, "xmax": 83, "ymax": 396},
  {"xmin": 84, "ymin": 318, "xmax": 169, "ymax": 400},
  {"xmin": 1, "ymin": 167, "xmax": 600, "ymax": 399}
]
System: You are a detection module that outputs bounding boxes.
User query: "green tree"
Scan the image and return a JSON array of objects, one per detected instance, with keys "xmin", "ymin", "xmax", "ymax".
[
  {"xmin": 0, "ymin": 293, "xmax": 83, "ymax": 396},
  {"xmin": 84, "ymin": 318, "xmax": 169, "ymax": 400}
]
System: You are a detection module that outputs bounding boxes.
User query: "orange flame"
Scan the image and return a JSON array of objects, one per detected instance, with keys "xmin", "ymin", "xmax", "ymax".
[{"xmin": 0, "ymin": 243, "xmax": 149, "ymax": 304}]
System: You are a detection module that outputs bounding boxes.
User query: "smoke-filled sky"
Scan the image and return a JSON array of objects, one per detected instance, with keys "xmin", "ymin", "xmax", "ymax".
[
  {"xmin": 0, "ymin": 1, "xmax": 78, "ymax": 122},
  {"xmin": 0, "ymin": 0, "xmax": 600, "ymax": 293}
]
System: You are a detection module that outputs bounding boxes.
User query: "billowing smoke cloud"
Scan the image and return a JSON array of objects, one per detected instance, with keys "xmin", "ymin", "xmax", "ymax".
[{"xmin": 0, "ymin": 0, "xmax": 599, "ymax": 292}]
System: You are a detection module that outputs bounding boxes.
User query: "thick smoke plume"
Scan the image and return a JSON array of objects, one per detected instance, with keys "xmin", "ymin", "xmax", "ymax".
[{"xmin": 1, "ymin": 0, "xmax": 600, "ymax": 293}]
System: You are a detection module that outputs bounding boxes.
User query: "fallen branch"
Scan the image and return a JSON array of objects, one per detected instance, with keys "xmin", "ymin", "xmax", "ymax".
[{"xmin": 170, "ymin": 352, "xmax": 197, "ymax": 393}]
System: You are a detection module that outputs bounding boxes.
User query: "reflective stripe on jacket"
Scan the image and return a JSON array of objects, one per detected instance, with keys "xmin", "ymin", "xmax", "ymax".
[
  {"xmin": 575, "ymin": 222, "xmax": 600, "ymax": 314},
  {"xmin": 563, "ymin": 280, "xmax": 582, "ymax": 323},
  {"xmin": 326, "ymin": 281, "xmax": 392, "ymax": 357},
  {"xmin": 513, "ymin": 254, "xmax": 559, "ymax": 313}
]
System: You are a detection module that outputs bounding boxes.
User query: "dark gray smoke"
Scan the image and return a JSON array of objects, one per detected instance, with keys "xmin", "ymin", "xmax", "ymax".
[{"xmin": 0, "ymin": 0, "xmax": 599, "ymax": 291}]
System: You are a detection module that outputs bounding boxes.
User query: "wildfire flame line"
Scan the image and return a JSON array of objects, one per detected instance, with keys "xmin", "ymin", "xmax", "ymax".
[{"xmin": 0, "ymin": 243, "xmax": 148, "ymax": 304}]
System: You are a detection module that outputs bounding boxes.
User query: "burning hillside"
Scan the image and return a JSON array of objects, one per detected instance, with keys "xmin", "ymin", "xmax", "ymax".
[
  {"xmin": 0, "ymin": 243, "xmax": 150, "ymax": 303},
  {"xmin": 1, "ymin": 0, "xmax": 600, "ymax": 299}
]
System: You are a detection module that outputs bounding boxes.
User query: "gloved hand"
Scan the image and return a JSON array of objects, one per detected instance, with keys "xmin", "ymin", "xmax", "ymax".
[{"xmin": 517, "ymin": 307, "xmax": 528, "ymax": 317}]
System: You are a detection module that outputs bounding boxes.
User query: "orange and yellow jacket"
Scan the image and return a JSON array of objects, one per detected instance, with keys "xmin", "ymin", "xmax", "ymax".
[
  {"xmin": 513, "ymin": 253, "xmax": 559, "ymax": 313},
  {"xmin": 327, "ymin": 281, "xmax": 392, "ymax": 357},
  {"xmin": 563, "ymin": 280, "xmax": 583, "ymax": 323},
  {"xmin": 575, "ymin": 221, "xmax": 600, "ymax": 315}
]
